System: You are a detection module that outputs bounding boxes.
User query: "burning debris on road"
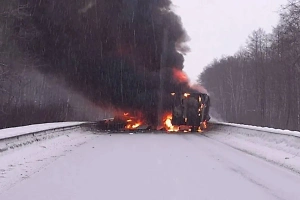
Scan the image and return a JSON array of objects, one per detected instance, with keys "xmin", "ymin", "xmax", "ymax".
[{"xmin": 96, "ymin": 92, "xmax": 210, "ymax": 133}]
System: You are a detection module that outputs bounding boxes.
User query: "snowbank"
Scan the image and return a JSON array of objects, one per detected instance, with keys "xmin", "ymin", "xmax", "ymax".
[
  {"xmin": 0, "ymin": 130, "xmax": 95, "ymax": 193},
  {"xmin": 0, "ymin": 122, "xmax": 91, "ymax": 154},
  {"xmin": 213, "ymin": 122, "xmax": 300, "ymax": 138},
  {"xmin": 207, "ymin": 124, "xmax": 300, "ymax": 173},
  {"xmin": 0, "ymin": 122, "xmax": 86, "ymax": 140}
]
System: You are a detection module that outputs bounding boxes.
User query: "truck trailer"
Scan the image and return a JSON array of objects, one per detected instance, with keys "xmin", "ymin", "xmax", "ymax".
[{"xmin": 171, "ymin": 92, "xmax": 210, "ymax": 132}]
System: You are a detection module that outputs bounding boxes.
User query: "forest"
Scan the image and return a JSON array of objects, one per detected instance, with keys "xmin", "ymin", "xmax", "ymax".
[
  {"xmin": 0, "ymin": 0, "xmax": 111, "ymax": 128},
  {"xmin": 199, "ymin": 0, "xmax": 300, "ymax": 131}
]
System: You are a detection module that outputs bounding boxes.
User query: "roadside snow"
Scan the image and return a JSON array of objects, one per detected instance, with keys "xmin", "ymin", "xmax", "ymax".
[
  {"xmin": 206, "ymin": 124, "xmax": 300, "ymax": 173},
  {"xmin": 0, "ymin": 129, "xmax": 96, "ymax": 193},
  {"xmin": 0, "ymin": 122, "xmax": 86, "ymax": 140},
  {"xmin": 213, "ymin": 122, "xmax": 300, "ymax": 138}
]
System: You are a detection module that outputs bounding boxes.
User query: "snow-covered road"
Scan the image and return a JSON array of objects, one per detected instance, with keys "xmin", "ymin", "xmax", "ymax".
[{"xmin": 1, "ymin": 129, "xmax": 300, "ymax": 200}]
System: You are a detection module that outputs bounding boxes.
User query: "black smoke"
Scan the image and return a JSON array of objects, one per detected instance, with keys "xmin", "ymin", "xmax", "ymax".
[{"xmin": 15, "ymin": 0, "xmax": 194, "ymax": 125}]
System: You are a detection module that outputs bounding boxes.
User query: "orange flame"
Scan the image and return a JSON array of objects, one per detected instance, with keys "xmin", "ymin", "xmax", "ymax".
[
  {"xmin": 123, "ymin": 113, "xmax": 142, "ymax": 130},
  {"xmin": 197, "ymin": 121, "xmax": 208, "ymax": 132},
  {"xmin": 173, "ymin": 69, "xmax": 189, "ymax": 83},
  {"xmin": 163, "ymin": 113, "xmax": 179, "ymax": 132},
  {"xmin": 202, "ymin": 121, "xmax": 208, "ymax": 129},
  {"xmin": 163, "ymin": 113, "xmax": 208, "ymax": 133},
  {"xmin": 183, "ymin": 93, "xmax": 190, "ymax": 98},
  {"xmin": 126, "ymin": 122, "xmax": 142, "ymax": 129}
]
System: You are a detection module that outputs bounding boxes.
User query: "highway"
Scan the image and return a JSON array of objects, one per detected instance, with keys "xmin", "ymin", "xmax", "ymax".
[{"xmin": 1, "ymin": 129, "xmax": 300, "ymax": 200}]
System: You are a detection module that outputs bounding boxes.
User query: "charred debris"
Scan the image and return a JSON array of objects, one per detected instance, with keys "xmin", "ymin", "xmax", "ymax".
[{"xmin": 94, "ymin": 92, "xmax": 211, "ymax": 133}]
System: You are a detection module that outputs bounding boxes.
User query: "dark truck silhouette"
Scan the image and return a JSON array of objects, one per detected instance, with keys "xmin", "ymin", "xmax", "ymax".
[{"xmin": 171, "ymin": 92, "xmax": 210, "ymax": 132}]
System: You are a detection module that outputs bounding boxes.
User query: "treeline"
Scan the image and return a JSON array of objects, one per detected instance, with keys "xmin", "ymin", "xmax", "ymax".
[
  {"xmin": 199, "ymin": 0, "xmax": 300, "ymax": 131},
  {"xmin": 0, "ymin": 64, "xmax": 110, "ymax": 129},
  {"xmin": 0, "ymin": 1, "xmax": 110, "ymax": 129}
]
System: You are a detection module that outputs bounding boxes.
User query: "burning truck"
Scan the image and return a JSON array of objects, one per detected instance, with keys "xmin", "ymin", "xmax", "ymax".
[
  {"xmin": 169, "ymin": 92, "xmax": 210, "ymax": 132},
  {"xmin": 95, "ymin": 92, "xmax": 210, "ymax": 133},
  {"xmin": 19, "ymin": 0, "xmax": 209, "ymax": 133}
]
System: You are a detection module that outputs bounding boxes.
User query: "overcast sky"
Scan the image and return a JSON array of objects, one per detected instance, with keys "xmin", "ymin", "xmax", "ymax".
[{"xmin": 171, "ymin": 0, "xmax": 287, "ymax": 83}]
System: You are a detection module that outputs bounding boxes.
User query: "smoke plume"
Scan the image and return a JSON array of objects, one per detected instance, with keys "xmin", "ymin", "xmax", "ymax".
[{"xmin": 15, "ymin": 0, "xmax": 197, "ymax": 125}]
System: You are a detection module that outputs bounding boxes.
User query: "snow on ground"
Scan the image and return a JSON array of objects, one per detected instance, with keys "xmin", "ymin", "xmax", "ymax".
[
  {"xmin": 1, "ymin": 129, "xmax": 300, "ymax": 200},
  {"xmin": 0, "ymin": 122, "xmax": 86, "ymax": 140},
  {"xmin": 214, "ymin": 122, "xmax": 300, "ymax": 138},
  {"xmin": 0, "ymin": 129, "xmax": 96, "ymax": 193},
  {"xmin": 206, "ymin": 124, "xmax": 300, "ymax": 174}
]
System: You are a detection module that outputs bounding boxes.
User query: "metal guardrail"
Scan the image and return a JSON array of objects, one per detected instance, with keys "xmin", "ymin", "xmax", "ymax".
[
  {"xmin": 210, "ymin": 121, "xmax": 300, "ymax": 138},
  {"xmin": 0, "ymin": 122, "xmax": 96, "ymax": 153}
]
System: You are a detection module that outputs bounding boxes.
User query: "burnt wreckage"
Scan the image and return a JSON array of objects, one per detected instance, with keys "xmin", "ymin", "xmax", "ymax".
[
  {"xmin": 95, "ymin": 92, "xmax": 210, "ymax": 132},
  {"xmin": 171, "ymin": 92, "xmax": 210, "ymax": 132}
]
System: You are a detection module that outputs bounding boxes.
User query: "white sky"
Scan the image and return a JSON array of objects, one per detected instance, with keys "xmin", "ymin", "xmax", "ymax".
[{"xmin": 171, "ymin": 0, "xmax": 287, "ymax": 83}]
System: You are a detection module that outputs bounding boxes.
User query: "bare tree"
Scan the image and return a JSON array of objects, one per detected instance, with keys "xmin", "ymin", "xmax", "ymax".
[{"xmin": 199, "ymin": 0, "xmax": 300, "ymax": 131}]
